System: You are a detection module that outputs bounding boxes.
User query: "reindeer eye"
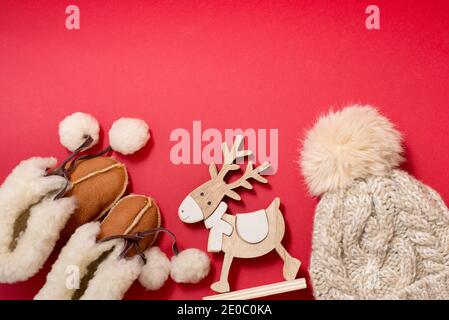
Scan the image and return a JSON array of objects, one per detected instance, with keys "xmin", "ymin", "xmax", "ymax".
[
  {"xmin": 200, "ymin": 192, "xmax": 204, "ymax": 196},
  {"xmin": 207, "ymin": 201, "xmax": 212, "ymax": 205}
]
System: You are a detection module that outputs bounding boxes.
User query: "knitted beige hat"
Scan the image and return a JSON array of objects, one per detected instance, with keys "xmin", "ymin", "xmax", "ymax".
[{"xmin": 301, "ymin": 105, "xmax": 449, "ymax": 300}]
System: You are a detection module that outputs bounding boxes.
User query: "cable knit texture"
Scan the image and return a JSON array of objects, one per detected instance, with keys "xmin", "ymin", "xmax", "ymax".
[{"xmin": 310, "ymin": 170, "xmax": 449, "ymax": 299}]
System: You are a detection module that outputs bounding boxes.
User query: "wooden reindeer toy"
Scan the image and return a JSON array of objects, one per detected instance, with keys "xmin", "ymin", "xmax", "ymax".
[{"xmin": 178, "ymin": 135, "xmax": 306, "ymax": 299}]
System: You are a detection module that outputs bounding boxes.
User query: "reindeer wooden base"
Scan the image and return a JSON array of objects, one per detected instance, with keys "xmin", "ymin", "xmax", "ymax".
[
  {"xmin": 203, "ymin": 279, "xmax": 307, "ymax": 300},
  {"xmin": 178, "ymin": 135, "xmax": 306, "ymax": 298}
]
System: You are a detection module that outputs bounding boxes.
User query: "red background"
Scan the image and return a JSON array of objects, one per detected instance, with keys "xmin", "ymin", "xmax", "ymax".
[{"xmin": 0, "ymin": 0, "xmax": 448, "ymax": 300}]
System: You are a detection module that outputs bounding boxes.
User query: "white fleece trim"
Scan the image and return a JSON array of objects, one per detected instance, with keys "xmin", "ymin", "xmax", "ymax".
[
  {"xmin": 0, "ymin": 157, "xmax": 76, "ymax": 283},
  {"xmin": 35, "ymin": 222, "xmax": 143, "ymax": 300},
  {"xmin": 81, "ymin": 246, "xmax": 142, "ymax": 300}
]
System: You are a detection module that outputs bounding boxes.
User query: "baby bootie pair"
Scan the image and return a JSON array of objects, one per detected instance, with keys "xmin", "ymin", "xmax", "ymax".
[
  {"xmin": 0, "ymin": 112, "xmax": 210, "ymax": 299},
  {"xmin": 0, "ymin": 112, "xmax": 149, "ymax": 283}
]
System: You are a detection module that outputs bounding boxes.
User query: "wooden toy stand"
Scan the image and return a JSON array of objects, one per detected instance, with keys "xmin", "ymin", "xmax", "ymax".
[{"xmin": 203, "ymin": 279, "xmax": 307, "ymax": 300}]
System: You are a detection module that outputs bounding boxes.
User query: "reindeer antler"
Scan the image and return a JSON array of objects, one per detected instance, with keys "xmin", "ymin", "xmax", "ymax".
[
  {"xmin": 222, "ymin": 135, "xmax": 252, "ymax": 164},
  {"xmin": 223, "ymin": 161, "xmax": 271, "ymax": 200},
  {"xmin": 228, "ymin": 161, "xmax": 271, "ymax": 188},
  {"xmin": 205, "ymin": 135, "xmax": 271, "ymax": 202},
  {"xmin": 213, "ymin": 135, "xmax": 252, "ymax": 180}
]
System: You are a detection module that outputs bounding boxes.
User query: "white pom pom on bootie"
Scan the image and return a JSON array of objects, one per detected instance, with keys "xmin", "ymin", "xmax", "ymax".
[
  {"xmin": 59, "ymin": 112, "xmax": 100, "ymax": 151},
  {"xmin": 109, "ymin": 118, "xmax": 150, "ymax": 155},
  {"xmin": 138, "ymin": 247, "xmax": 171, "ymax": 291},
  {"xmin": 170, "ymin": 248, "xmax": 210, "ymax": 284}
]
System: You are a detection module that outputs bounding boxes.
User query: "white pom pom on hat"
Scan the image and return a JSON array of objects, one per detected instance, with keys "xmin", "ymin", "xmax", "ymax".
[
  {"xmin": 59, "ymin": 112, "xmax": 100, "ymax": 151},
  {"xmin": 300, "ymin": 105, "xmax": 403, "ymax": 196},
  {"xmin": 170, "ymin": 248, "xmax": 210, "ymax": 284},
  {"xmin": 138, "ymin": 247, "xmax": 171, "ymax": 291},
  {"xmin": 109, "ymin": 118, "xmax": 150, "ymax": 155}
]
